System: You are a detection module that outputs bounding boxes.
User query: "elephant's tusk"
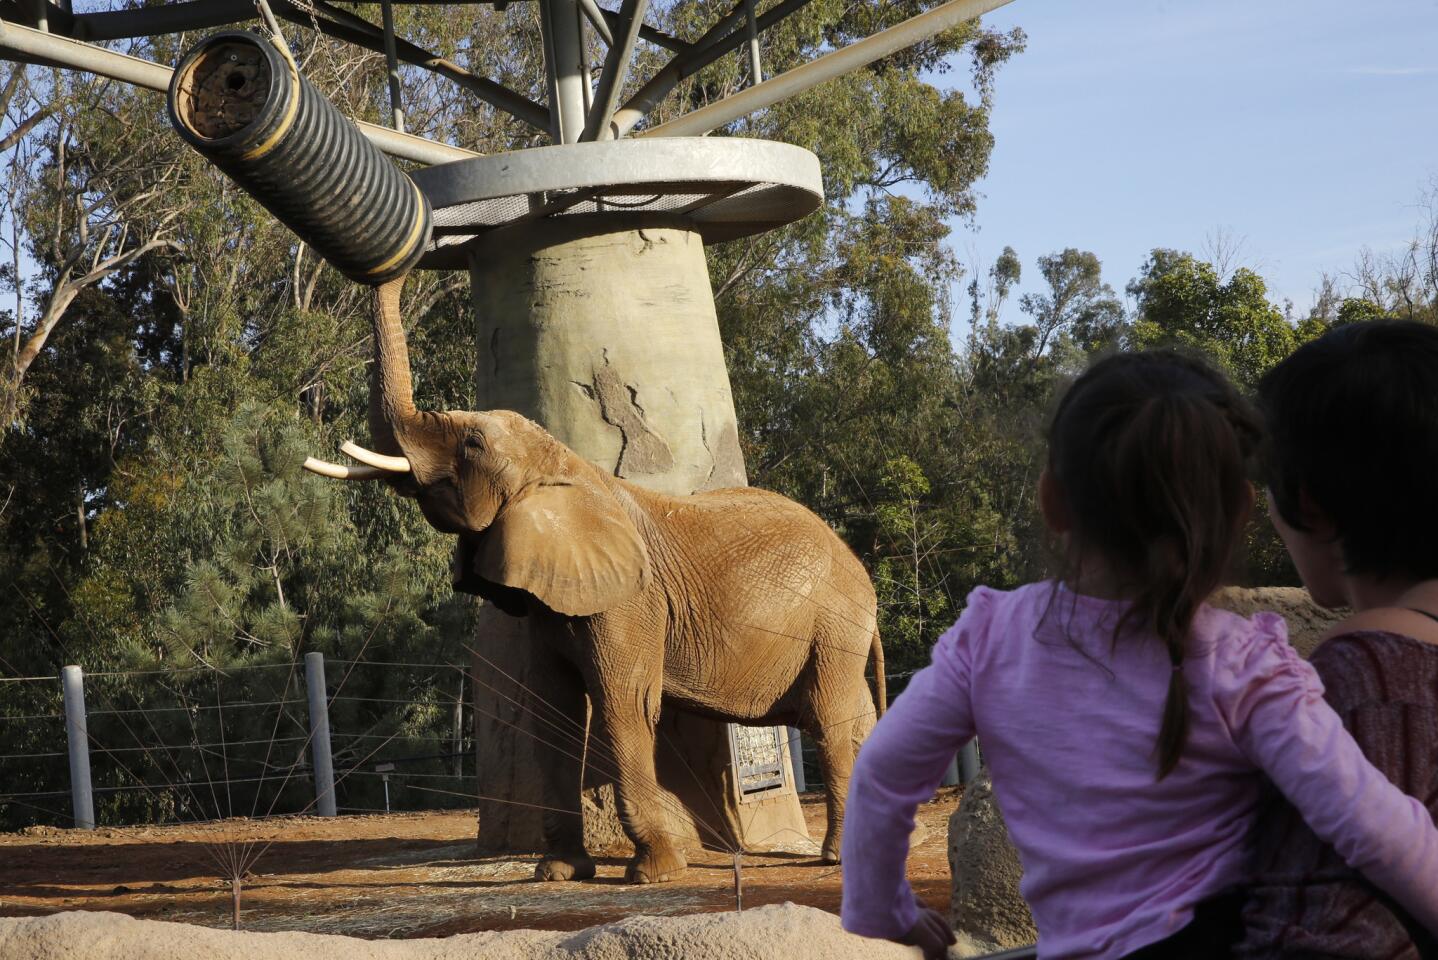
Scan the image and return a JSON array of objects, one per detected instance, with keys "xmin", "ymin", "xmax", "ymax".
[
  {"xmin": 302, "ymin": 457, "xmax": 391, "ymax": 480},
  {"xmin": 340, "ymin": 440, "xmax": 412, "ymax": 473}
]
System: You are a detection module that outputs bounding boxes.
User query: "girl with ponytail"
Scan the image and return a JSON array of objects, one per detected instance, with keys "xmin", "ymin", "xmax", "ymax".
[{"xmin": 840, "ymin": 351, "xmax": 1438, "ymax": 960}]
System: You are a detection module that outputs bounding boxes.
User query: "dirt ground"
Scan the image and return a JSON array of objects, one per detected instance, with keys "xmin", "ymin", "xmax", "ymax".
[{"xmin": 0, "ymin": 789, "xmax": 959, "ymax": 939}]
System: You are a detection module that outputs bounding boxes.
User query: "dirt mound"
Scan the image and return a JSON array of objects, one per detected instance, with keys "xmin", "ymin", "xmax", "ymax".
[{"xmin": 0, "ymin": 903, "xmax": 914, "ymax": 960}]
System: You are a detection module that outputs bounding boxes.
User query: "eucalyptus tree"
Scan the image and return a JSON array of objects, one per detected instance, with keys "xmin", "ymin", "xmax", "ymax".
[
  {"xmin": 1018, "ymin": 248, "xmax": 1125, "ymax": 358},
  {"xmin": 1127, "ymin": 248, "xmax": 1296, "ymax": 390}
]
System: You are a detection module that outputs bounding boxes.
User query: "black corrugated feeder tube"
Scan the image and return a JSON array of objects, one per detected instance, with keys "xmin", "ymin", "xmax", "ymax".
[{"xmin": 168, "ymin": 30, "xmax": 431, "ymax": 286}]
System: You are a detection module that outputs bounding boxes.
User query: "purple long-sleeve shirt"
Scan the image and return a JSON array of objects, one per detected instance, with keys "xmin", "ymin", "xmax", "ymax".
[{"xmin": 840, "ymin": 582, "xmax": 1438, "ymax": 959}]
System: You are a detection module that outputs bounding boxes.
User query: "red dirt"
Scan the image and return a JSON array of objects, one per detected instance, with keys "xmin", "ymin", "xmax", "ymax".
[{"xmin": 0, "ymin": 789, "xmax": 959, "ymax": 939}]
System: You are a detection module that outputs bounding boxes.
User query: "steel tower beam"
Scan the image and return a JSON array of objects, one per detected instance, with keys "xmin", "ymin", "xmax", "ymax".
[
  {"xmin": 582, "ymin": 0, "xmax": 647, "ymax": 142},
  {"xmin": 5, "ymin": 1, "xmax": 1018, "ymax": 142},
  {"xmin": 540, "ymin": 0, "xmax": 587, "ymax": 143},
  {"xmin": 271, "ymin": 1, "xmax": 548, "ymax": 132},
  {"xmin": 592, "ymin": 4, "xmax": 686, "ymax": 53},
  {"xmin": 606, "ymin": 0, "xmax": 810, "ymax": 140},
  {"xmin": 642, "ymin": 0, "xmax": 1016, "ymax": 138},
  {"xmin": 0, "ymin": 19, "xmax": 480, "ymax": 165},
  {"xmin": 380, "ymin": 0, "xmax": 405, "ymax": 131},
  {"xmin": 19, "ymin": 0, "xmax": 549, "ymax": 131}
]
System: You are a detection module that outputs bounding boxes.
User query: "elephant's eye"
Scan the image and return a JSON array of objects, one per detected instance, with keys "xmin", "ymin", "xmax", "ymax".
[{"xmin": 464, "ymin": 435, "xmax": 484, "ymax": 451}]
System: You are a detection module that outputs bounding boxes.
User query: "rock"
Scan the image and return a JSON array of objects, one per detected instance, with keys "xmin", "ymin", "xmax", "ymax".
[
  {"xmin": 946, "ymin": 774, "xmax": 1034, "ymax": 953},
  {"xmin": 0, "ymin": 904, "xmax": 917, "ymax": 960},
  {"xmin": 944, "ymin": 586, "xmax": 1338, "ymax": 953}
]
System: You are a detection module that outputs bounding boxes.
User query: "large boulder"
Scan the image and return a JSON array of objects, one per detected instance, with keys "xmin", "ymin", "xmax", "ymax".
[
  {"xmin": 945, "ymin": 586, "xmax": 1342, "ymax": 953},
  {"xmin": 0, "ymin": 904, "xmax": 915, "ymax": 960}
]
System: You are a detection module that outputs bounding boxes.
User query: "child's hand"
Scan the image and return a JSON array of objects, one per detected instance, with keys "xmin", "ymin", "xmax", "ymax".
[{"xmin": 895, "ymin": 903, "xmax": 956, "ymax": 960}]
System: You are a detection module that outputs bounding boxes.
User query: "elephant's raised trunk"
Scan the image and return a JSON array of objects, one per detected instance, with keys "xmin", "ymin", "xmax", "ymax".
[
  {"xmin": 301, "ymin": 276, "xmax": 420, "ymax": 482},
  {"xmin": 369, "ymin": 276, "xmax": 419, "ymax": 456}
]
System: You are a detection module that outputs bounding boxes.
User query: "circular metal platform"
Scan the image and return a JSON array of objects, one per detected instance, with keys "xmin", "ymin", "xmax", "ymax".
[{"xmin": 410, "ymin": 137, "xmax": 823, "ymax": 268}]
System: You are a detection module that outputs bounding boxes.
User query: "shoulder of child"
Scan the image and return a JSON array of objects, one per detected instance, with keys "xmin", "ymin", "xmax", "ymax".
[
  {"xmin": 933, "ymin": 585, "xmax": 998, "ymax": 651},
  {"xmin": 1205, "ymin": 606, "xmax": 1287, "ymax": 660},
  {"xmin": 945, "ymin": 584, "xmax": 1007, "ymax": 630},
  {"xmin": 1208, "ymin": 606, "xmax": 1325, "ymax": 717},
  {"xmin": 931, "ymin": 584, "xmax": 1016, "ymax": 669}
]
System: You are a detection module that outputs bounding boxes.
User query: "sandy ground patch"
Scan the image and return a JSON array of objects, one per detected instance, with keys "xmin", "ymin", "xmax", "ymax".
[{"xmin": 0, "ymin": 789, "xmax": 958, "ymax": 939}]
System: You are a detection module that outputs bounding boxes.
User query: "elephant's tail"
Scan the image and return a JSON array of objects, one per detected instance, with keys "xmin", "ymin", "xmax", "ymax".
[{"xmin": 869, "ymin": 627, "xmax": 887, "ymax": 717}]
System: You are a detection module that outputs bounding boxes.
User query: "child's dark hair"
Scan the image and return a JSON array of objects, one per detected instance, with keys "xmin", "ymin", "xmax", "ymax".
[
  {"xmin": 1049, "ymin": 351, "xmax": 1260, "ymax": 779},
  {"xmin": 1259, "ymin": 320, "xmax": 1438, "ymax": 583}
]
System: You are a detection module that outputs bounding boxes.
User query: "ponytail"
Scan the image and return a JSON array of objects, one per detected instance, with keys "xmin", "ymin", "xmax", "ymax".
[
  {"xmin": 1049, "ymin": 353, "xmax": 1259, "ymax": 779},
  {"xmin": 1156, "ymin": 663, "xmax": 1190, "ymax": 779}
]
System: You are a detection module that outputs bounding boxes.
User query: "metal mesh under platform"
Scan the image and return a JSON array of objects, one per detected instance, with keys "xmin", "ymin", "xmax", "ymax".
[{"xmin": 411, "ymin": 137, "xmax": 823, "ymax": 267}]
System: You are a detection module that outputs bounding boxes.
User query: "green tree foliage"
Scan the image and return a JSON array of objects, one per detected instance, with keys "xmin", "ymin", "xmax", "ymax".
[
  {"xmin": 1127, "ymin": 249, "xmax": 1297, "ymax": 390},
  {"xmin": 871, "ymin": 457, "xmax": 956, "ymax": 671},
  {"xmin": 968, "ymin": 245, "xmax": 1021, "ymax": 329},
  {"xmin": 1300, "ymin": 191, "xmax": 1438, "ymax": 335},
  {"xmin": 1019, "ymin": 249, "xmax": 1125, "ymax": 358}
]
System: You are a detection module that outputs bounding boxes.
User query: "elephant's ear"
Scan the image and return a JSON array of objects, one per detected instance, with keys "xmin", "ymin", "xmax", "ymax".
[{"xmin": 473, "ymin": 479, "xmax": 650, "ymax": 617}]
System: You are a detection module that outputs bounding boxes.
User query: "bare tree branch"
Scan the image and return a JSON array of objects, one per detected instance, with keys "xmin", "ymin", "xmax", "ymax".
[
  {"xmin": 0, "ymin": 106, "xmax": 52, "ymax": 154},
  {"xmin": 14, "ymin": 236, "xmax": 180, "ymax": 385}
]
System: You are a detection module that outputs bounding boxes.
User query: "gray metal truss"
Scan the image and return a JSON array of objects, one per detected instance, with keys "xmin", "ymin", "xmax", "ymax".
[{"xmin": 0, "ymin": 0, "xmax": 1015, "ymax": 165}]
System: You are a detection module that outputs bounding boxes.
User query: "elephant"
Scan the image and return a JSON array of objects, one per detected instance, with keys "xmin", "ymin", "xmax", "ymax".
[{"xmin": 304, "ymin": 277, "xmax": 886, "ymax": 884}]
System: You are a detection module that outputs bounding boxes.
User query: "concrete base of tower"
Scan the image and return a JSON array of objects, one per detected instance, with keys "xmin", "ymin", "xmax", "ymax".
[{"xmin": 464, "ymin": 215, "xmax": 811, "ymax": 863}]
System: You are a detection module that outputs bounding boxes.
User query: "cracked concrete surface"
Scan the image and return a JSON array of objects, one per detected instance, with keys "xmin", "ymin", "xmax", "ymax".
[
  {"xmin": 572, "ymin": 362, "xmax": 675, "ymax": 479},
  {"xmin": 470, "ymin": 219, "xmax": 744, "ymax": 496}
]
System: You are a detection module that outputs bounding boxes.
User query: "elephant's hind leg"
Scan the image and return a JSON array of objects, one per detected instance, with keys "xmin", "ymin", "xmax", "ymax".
[
  {"xmin": 530, "ymin": 660, "xmax": 596, "ymax": 882},
  {"xmin": 808, "ymin": 685, "xmax": 878, "ymax": 865}
]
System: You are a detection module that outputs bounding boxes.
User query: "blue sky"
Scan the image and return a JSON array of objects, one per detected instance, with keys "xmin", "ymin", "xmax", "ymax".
[{"xmin": 949, "ymin": 0, "xmax": 1438, "ymax": 329}]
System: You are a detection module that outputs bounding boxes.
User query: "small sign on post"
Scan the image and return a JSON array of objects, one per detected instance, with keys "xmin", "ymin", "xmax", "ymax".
[
  {"xmin": 727, "ymin": 724, "xmax": 788, "ymax": 800},
  {"xmin": 375, "ymin": 762, "xmax": 396, "ymax": 813}
]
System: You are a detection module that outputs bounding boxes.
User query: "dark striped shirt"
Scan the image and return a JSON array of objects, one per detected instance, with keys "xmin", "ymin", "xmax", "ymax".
[{"xmin": 1238, "ymin": 631, "xmax": 1438, "ymax": 959}]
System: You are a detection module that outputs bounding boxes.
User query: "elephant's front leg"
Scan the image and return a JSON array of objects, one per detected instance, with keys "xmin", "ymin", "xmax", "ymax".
[
  {"xmin": 533, "ymin": 659, "xmax": 596, "ymax": 882},
  {"xmin": 592, "ymin": 683, "xmax": 687, "ymax": 884}
]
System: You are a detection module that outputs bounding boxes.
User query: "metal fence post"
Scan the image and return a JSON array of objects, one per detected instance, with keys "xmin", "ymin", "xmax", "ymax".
[
  {"xmin": 60, "ymin": 665, "xmax": 95, "ymax": 829},
  {"xmin": 958, "ymin": 739, "xmax": 981, "ymax": 785},
  {"xmin": 303, "ymin": 652, "xmax": 337, "ymax": 817},
  {"xmin": 786, "ymin": 726, "xmax": 806, "ymax": 792},
  {"xmin": 940, "ymin": 753, "xmax": 960, "ymax": 787},
  {"xmin": 452, "ymin": 670, "xmax": 464, "ymax": 779}
]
